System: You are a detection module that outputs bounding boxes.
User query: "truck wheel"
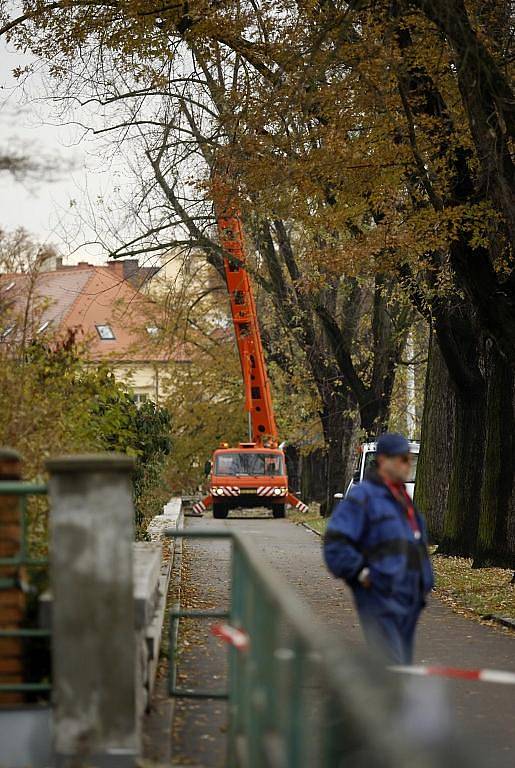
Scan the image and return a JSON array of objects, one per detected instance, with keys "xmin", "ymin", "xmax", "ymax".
[
  {"xmin": 213, "ymin": 503, "xmax": 229, "ymax": 519},
  {"xmin": 272, "ymin": 504, "xmax": 286, "ymax": 519}
]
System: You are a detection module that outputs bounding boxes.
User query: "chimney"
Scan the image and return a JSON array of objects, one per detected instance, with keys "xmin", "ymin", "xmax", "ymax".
[
  {"xmin": 105, "ymin": 261, "xmax": 124, "ymax": 278},
  {"xmin": 122, "ymin": 259, "xmax": 139, "ymax": 278}
]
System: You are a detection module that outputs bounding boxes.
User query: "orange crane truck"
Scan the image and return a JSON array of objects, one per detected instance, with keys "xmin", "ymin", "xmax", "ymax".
[{"xmin": 192, "ymin": 206, "xmax": 308, "ymax": 519}]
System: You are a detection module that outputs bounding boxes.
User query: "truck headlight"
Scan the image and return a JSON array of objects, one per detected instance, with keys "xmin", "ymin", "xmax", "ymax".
[{"xmin": 274, "ymin": 488, "xmax": 283, "ymax": 495}]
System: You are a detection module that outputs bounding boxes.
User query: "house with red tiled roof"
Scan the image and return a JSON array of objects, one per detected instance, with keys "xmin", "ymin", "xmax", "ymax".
[{"xmin": 0, "ymin": 261, "xmax": 189, "ymax": 403}]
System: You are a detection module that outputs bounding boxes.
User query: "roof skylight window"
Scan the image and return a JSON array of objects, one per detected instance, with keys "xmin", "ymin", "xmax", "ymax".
[{"xmin": 95, "ymin": 324, "xmax": 116, "ymax": 340}]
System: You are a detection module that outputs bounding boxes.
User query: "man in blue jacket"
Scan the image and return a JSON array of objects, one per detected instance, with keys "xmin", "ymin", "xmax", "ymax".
[{"xmin": 324, "ymin": 433, "xmax": 434, "ymax": 664}]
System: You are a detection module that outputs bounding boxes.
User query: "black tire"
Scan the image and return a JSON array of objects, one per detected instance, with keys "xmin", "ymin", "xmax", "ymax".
[
  {"xmin": 272, "ymin": 504, "xmax": 286, "ymax": 519},
  {"xmin": 213, "ymin": 503, "xmax": 229, "ymax": 519}
]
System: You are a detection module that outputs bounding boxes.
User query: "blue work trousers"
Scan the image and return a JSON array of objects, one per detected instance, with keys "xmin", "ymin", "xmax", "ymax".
[{"xmin": 357, "ymin": 602, "xmax": 423, "ymax": 664}]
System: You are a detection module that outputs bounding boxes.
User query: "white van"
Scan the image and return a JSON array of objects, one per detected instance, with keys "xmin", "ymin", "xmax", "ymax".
[{"xmin": 341, "ymin": 440, "xmax": 420, "ymax": 500}]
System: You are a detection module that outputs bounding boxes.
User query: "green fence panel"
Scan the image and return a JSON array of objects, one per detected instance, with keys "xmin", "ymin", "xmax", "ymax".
[
  {"xmin": 166, "ymin": 528, "xmax": 480, "ymax": 768},
  {"xmin": 0, "ymin": 481, "xmax": 51, "ymax": 696}
]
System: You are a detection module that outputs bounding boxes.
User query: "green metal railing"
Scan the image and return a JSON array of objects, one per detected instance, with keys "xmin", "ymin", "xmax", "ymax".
[
  {"xmin": 0, "ymin": 481, "xmax": 51, "ymax": 695},
  {"xmin": 167, "ymin": 528, "xmax": 478, "ymax": 768}
]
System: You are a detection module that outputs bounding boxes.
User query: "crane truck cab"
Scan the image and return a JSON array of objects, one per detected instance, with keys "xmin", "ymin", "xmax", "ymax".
[
  {"xmin": 207, "ymin": 442, "xmax": 289, "ymax": 519},
  {"xmin": 340, "ymin": 440, "xmax": 420, "ymax": 500}
]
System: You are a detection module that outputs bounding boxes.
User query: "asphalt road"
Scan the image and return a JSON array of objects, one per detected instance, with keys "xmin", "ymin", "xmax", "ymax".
[{"xmin": 172, "ymin": 513, "xmax": 515, "ymax": 767}]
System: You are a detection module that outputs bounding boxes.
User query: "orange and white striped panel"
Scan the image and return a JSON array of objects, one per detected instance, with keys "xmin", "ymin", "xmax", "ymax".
[
  {"xmin": 286, "ymin": 491, "xmax": 309, "ymax": 514},
  {"xmin": 212, "ymin": 486, "xmax": 240, "ymax": 496},
  {"xmin": 256, "ymin": 487, "xmax": 288, "ymax": 497},
  {"xmin": 257, "ymin": 486, "xmax": 275, "ymax": 496},
  {"xmin": 192, "ymin": 500, "xmax": 206, "ymax": 515}
]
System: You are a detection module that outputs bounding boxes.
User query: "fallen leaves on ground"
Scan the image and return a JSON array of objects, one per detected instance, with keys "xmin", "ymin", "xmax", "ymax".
[{"xmin": 432, "ymin": 553, "xmax": 515, "ymax": 622}]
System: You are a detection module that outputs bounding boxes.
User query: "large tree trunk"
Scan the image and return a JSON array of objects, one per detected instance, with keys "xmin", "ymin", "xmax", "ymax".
[
  {"xmin": 284, "ymin": 445, "xmax": 302, "ymax": 497},
  {"xmin": 414, "ymin": 332, "xmax": 455, "ymax": 542},
  {"xmin": 319, "ymin": 388, "xmax": 358, "ymax": 517},
  {"xmin": 300, "ymin": 449, "xmax": 327, "ymax": 503},
  {"xmin": 474, "ymin": 346, "xmax": 515, "ymax": 568},
  {"xmin": 439, "ymin": 380, "xmax": 486, "ymax": 556}
]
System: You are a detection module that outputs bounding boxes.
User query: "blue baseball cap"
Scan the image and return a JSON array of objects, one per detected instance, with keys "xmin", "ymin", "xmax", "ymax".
[{"xmin": 376, "ymin": 433, "xmax": 410, "ymax": 456}]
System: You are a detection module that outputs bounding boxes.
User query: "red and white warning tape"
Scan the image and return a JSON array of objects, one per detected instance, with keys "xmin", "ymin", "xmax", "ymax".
[
  {"xmin": 212, "ymin": 622, "xmax": 250, "ymax": 652},
  {"xmin": 208, "ymin": 626, "xmax": 515, "ymax": 686},
  {"xmin": 390, "ymin": 665, "xmax": 515, "ymax": 685}
]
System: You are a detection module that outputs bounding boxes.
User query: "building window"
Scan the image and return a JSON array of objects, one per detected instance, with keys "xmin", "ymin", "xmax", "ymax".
[
  {"xmin": 95, "ymin": 324, "xmax": 116, "ymax": 340},
  {"xmin": 37, "ymin": 320, "xmax": 51, "ymax": 334},
  {"xmin": 133, "ymin": 393, "xmax": 149, "ymax": 407},
  {"xmin": 146, "ymin": 326, "xmax": 159, "ymax": 336},
  {"xmin": 1, "ymin": 325, "xmax": 15, "ymax": 340}
]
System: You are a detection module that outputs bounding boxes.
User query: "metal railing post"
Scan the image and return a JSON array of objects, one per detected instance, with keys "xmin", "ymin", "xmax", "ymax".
[{"xmin": 46, "ymin": 454, "xmax": 137, "ymax": 768}]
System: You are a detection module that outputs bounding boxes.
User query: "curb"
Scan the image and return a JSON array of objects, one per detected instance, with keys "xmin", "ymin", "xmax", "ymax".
[
  {"xmin": 141, "ymin": 498, "xmax": 184, "ymax": 764},
  {"xmin": 146, "ymin": 498, "xmax": 184, "ymax": 698},
  {"xmin": 300, "ymin": 521, "xmax": 322, "ymax": 537},
  {"xmin": 482, "ymin": 614, "xmax": 515, "ymax": 632}
]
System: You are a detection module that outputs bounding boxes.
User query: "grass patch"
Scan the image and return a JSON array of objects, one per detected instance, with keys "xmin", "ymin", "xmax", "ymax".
[
  {"xmin": 289, "ymin": 508, "xmax": 515, "ymax": 623},
  {"xmin": 288, "ymin": 504, "xmax": 327, "ymax": 536},
  {"xmin": 432, "ymin": 553, "xmax": 515, "ymax": 620}
]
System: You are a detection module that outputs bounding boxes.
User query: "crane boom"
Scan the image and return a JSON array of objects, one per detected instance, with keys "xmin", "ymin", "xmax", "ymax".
[{"xmin": 217, "ymin": 209, "xmax": 279, "ymax": 444}]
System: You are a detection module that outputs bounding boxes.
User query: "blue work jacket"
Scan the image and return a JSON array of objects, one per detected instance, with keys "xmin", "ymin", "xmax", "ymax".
[{"xmin": 324, "ymin": 472, "xmax": 434, "ymax": 615}]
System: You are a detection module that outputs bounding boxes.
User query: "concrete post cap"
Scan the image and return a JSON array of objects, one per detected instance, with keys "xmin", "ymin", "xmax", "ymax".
[
  {"xmin": 0, "ymin": 447, "xmax": 22, "ymax": 462},
  {"xmin": 45, "ymin": 453, "xmax": 136, "ymax": 474}
]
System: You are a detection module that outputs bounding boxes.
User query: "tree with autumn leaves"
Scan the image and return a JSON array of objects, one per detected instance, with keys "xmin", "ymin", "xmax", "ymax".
[
  {"xmin": 0, "ymin": 228, "xmax": 173, "ymax": 536},
  {"xmin": 1, "ymin": 1, "xmax": 514, "ymax": 565}
]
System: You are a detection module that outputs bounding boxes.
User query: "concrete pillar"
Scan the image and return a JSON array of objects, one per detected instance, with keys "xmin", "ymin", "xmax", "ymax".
[
  {"xmin": 45, "ymin": 454, "xmax": 137, "ymax": 767},
  {"xmin": 0, "ymin": 448, "xmax": 25, "ymax": 705}
]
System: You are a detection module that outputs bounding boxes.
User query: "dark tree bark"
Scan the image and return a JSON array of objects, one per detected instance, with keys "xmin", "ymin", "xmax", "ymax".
[
  {"xmin": 284, "ymin": 445, "xmax": 301, "ymax": 496},
  {"xmin": 319, "ymin": 384, "xmax": 358, "ymax": 516},
  {"xmin": 440, "ymin": 382, "xmax": 486, "ymax": 556},
  {"xmin": 414, "ymin": 332, "xmax": 454, "ymax": 541},
  {"xmin": 432, "ymin": 301, "xmax": 486, "ymax": 557},
  {"xmin": 300, "ymin": 449, "xmax": 327, "ymax": 503},
  {"xmin": 475, "ymin": 346, "xmax": 515, "ymax": 568}
]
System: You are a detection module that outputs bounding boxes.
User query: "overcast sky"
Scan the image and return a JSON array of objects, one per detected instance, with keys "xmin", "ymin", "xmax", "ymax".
[{"xmin": 0, "ymin": 40, "xmax": 126, "ymax": 264}]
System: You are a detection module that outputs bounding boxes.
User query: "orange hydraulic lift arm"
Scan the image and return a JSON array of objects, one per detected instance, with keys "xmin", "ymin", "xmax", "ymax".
[
  {"xmin": 189, "ymin": 191, "xmax": 308, "ymax": 518},
  {"xmin": 216, "ymin": 209, "xmax": 279, "ymax": 445}
]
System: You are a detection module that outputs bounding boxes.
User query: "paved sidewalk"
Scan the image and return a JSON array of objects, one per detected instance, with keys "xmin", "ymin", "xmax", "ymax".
[
  {"xmin": 172, "ymin": 514, "xmax": 515, "ymax": 767},
  {"xmin": 170, "ymin": 532, "xmax": 231, "ymax": 767}
]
